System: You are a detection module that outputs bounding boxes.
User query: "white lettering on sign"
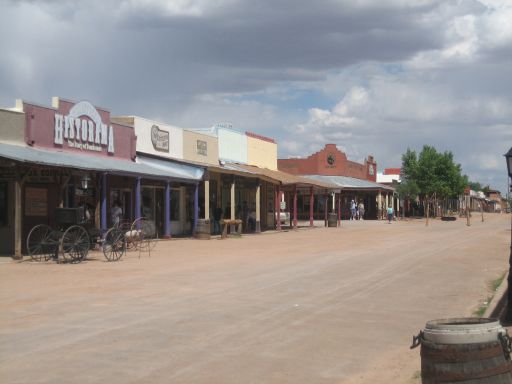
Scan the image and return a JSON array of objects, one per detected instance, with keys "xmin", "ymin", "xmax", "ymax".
[{"xmin": 54, "ymin": 101, "xmax": 115, "ymax": 153}]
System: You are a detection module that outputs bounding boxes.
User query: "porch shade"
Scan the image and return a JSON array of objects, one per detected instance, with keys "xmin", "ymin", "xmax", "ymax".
[
  {"xmin": 304, "ymin": 174, "xmax": 394, "ymax": 191},
  {"xmin": 0, "ymin": 142, "xmax": 204, "ymax": 182}
]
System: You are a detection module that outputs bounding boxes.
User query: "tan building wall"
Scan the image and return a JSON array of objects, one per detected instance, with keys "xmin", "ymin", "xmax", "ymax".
[
  {"xmin": 247, "ymin": 135, "xmax": 277, "ymax": 170},
  {"xmin": 0, "ymin": 108, "xmax": 25, "ymax": 144},
  {"xmin": 182, "ymin": 129, "xmax": 219, "ymax": 166}
]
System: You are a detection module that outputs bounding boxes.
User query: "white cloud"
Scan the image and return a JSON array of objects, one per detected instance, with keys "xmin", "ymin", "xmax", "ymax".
[{"xmin": 0, "ymin": 0, "xmax": 511, "ymax": 192}]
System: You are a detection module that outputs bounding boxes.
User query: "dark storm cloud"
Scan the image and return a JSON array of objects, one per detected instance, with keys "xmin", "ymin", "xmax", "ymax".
[
  {"xmin": 112, "ymin": 0, "xmax": 444, "ymax": 71},
  {"xmin": 0, "ymin": 0, "xmax": 445, "ymax": 102},
  {"xmin": 0, "ymin": 0, "xmax": 511, "ymax": 192}
]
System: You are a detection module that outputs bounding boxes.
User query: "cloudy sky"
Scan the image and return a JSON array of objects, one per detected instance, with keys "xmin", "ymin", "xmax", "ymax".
[{"xmin": 1, "ymin": 0, "xmax": 511, "ymax": 193}]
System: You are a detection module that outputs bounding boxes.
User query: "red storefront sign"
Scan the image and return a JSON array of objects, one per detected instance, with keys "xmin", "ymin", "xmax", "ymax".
[{"xmin": 23, "ymin": 98, "xmax": 136, "ymax": 161}]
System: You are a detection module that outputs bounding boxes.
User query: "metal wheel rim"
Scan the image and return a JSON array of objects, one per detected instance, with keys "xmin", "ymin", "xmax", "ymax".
[
  {"xmin": 120, "ymin": 222, "xmax": 137, "ymax": 251},
  {"xmin": 26, "ymin": 224, "xmax": 58, "ymax": 261},
  {"xmin": 102, "ymin": 228, "xmax": 126, "ymax": 261},
  {"xmin": 61, "ymin": 225, "xmax": 90, "ymax": 262},
  {"xmin": 131, "ymin": 218, "xmax": 157, "ymax": 252}
]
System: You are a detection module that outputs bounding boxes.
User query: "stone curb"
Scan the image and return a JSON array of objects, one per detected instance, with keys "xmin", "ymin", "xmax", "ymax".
[{"xmin": 484, "ymin": 271, "xmax": 509, "ymax": 319}]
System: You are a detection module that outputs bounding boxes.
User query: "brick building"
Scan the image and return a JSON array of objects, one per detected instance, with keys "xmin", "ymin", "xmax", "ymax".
[
  {"xmin": 278, "ymin": 144, "xmax": 394, "ymax": 220},
  {"xmin": 278, "ymin": 144, "xmax": 377, "ymax": 181}
]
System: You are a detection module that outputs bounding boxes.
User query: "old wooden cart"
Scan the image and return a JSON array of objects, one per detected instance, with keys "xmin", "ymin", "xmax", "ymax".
[
  {"xmin": 101, "ymin": 217, "xmax": 158, "ymax": 260},
  {"xmin": 26, "ymin": 207, "xmax": 98, "ymax": 263},
  {"xmin": 27, "ymin": 210, "xmax": 159, "ymax": 263}
]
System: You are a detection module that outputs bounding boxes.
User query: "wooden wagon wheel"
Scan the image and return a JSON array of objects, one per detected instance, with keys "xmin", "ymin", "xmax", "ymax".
[
  {"xmin": 119, "ymin": 220, "xmax": 137, "ymax": 251},
  {"xmin": 26, "ymin": 224, "xmax": 59, "ymax": 261},
  {"xmin": 130, "ymin": 217, "xmax": 158, "ymax": 253},
  {"xmin": 102, "ymin": 227, "xmax": 126, "ymax": 262},
  {"xmin": 61, "ymin": 225, "xmax": 90, "ymax": 262}
]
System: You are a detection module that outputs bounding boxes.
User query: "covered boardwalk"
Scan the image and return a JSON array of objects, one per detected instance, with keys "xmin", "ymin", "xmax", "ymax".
[
  {"xmin": 228, "ymin": 164, "xmax": 337, "ymax": 230},
  {"xmin": 0, "ymin": 142, "xmax": 204, "ymax": 257},
  {"xmin": 302, "ymin": 175, "xmax": 395, "ymax": 220}
]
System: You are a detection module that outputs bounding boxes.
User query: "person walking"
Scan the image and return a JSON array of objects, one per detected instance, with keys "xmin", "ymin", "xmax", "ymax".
[
  {"xmin": 386, "ymin": 204, "xmax": 394, "ymax": 224},
  {"xmin": 111, "ymin": 201, "xmax": 123, "ymax": 227},
  {"xmin": 358, "ymin": 201, "xmax": 365, "ymax": 220},
  {"xmin": 350, "ymin": 200, "xmax": 357, "ymax": 220}
]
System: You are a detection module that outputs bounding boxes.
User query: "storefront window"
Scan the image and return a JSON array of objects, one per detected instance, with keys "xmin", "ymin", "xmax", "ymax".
[
  {"xmin": 0, "ymin": 183, "xmax": 7, "ymax": 226},
  {"xmin": 141, "ymin": 187, "xmax": 154, "ymax": 220},
  {"xmin": 170, "ymin": 189, "xmax": 180, "ymax": 221}
]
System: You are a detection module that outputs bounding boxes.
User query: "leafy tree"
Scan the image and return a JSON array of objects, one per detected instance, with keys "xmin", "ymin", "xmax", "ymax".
[
  {"xmin": 400, "ymin": 145, "xmax": 467, "ymax": 225},
  {"xmin": 395, "ymin": 180, "xmax": 420, "ymax": 201},
  {"xmin": 468, "ymin": 181, "xmax": 483, "ymax": 191}
]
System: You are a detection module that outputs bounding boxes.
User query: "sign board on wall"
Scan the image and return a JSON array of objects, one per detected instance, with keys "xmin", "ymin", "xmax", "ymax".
[
  {"xmin": 197, "ymin": 140, "xmax": 207, "ymax": 156},
  {"xmin": 54, "ymin": 101, "xmax": 115, "ymax": 153},
  {"xmin": 218, "ymin": 128, "xmax": 247, "ymax": 164},
  {"xmin": 151, "ymin": 125, "xmax": 169, "ymax": 152},
  {"xmin": 134, "ymin": 117, "xmax": 183, "ymax": 159},
  {"xmin": 25, "ymin": 187, "xmax": 47, "ymax": 216}
]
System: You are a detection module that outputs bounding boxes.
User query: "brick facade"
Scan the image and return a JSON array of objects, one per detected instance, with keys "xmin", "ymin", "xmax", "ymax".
[{"xmin": 277, "ymin": 144, "xmax": 377, "ymax": 181}]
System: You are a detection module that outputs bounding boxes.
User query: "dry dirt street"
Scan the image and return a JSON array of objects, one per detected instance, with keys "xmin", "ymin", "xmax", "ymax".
[{"xmin": 1, "ymin": 214, "xmax": 510, "ymax": 384}]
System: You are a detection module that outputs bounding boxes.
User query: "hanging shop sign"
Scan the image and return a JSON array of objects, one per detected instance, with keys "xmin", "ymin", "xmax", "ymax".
[
  {"xmin": 54, "ymin": 101, "xmax": 115, "ymax": 153},
  {"xmin": 151, "ymin": 125, "xmax": 169, "ymax": 152}
]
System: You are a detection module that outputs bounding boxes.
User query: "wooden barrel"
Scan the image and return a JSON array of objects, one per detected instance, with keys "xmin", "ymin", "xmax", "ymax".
[
  {"xmin": 195, "ymin": 219, "xmax": 211, "ymax": 240},
  {"xmin": 327, "ymin": 212, "xmax": 337, "ymax": 227},
  {"xmin": 419, "ymin": 318, "xmax": 512, "ymax": 383}
]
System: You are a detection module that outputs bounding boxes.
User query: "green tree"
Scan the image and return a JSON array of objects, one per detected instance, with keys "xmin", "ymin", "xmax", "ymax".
[
  {"xmin": 400, "ymin": 145, "xmax": 467, "ymax": 225},
  {"xmin": 468, "ymin": 181, "xmax": 483, "ymax": 191}
]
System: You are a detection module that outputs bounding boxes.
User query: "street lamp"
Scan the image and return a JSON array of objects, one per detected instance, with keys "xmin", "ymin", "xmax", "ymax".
[
  {"xmin": 504, "ymin": 147, "xmax": 512, "ymax": 322},
  {"xmin": 80, "ymin": 174, "xmax": 91, "ymax": 190},
  {"xmin": 506, "ymin": 147, "xmax": 512, "ymax": 179}
]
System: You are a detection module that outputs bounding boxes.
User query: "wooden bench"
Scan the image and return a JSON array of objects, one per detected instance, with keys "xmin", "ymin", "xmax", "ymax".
[{"xmin": 220, "ymin": 219, "xmax": 242, "ymax": 239}]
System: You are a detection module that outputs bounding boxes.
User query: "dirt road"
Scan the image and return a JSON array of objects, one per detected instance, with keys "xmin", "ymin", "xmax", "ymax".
[{"xmin": 1, "ymin": 214, "xmax": 510, "ymax": 383}]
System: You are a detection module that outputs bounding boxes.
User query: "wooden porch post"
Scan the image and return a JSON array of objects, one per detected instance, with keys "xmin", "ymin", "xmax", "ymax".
[
  {"xmin": 309, "ymin": 187, "xmax": 314, "ymax": 227},
  {"xmin": 193, "ymin": 183, "xmax": 199, "ymax": 236},
  {"xmin": 377, "ymin": 191, "xmax": 382, "ymax": 220},
  {"xmin": 164, "ymin": 181, "xmax": 171, "ymax": 239},
  {"xmin": 101, "ymin": 172, "xmax": 107, "ymax": 232},
  {"xmin": 324, "ymin": 191, "xmax": 328, "ymax": 227},
  {"xmin": 276, "ymin": 185, "xmax": 282, "ymax": 231},
  {"xmin": 204, "ymin": 178, "xmax": 210, "ymax": 221},
  {"xmin": 293, "ymin": 185, "xmax": 297, "ymax": 229},
  {"xmin": 396, "ymin": 194, "xmax": 400, "ymax": 220},
  {"xmin": 255, "ymin": 183, "xmax": 261, "ymax": 233},
  {"xmin": 14, "ymin": 175, "xmax": 23, "ymax": 259},
  {"xmin": 135, "ymin": 177, "xmax": 141, "ymax": 221},
  {"xmin": 337, "ymin": 193, "xmax": 341, "ymax": 227}
]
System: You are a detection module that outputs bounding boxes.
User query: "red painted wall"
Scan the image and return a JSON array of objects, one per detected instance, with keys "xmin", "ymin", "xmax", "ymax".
[
  {"xmin": 278, "ymin": 144, "xmax": 377, "ymax": 181},
  {"xmin": 23, "ymin": 98, "xmax": 136, "ymax": 161}
]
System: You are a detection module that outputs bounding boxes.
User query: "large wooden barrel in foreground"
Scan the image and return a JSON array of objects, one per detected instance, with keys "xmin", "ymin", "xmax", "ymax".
[{"xmin": 416, "ymin": 318, "xmax": 512, "ymax": 383}]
